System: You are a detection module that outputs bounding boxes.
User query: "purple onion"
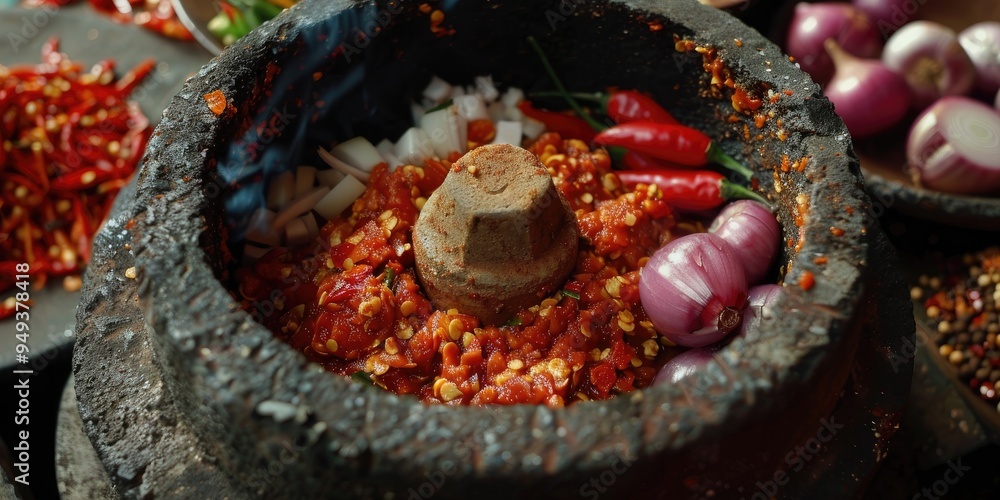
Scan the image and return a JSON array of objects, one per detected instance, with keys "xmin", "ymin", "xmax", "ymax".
[
  {"xmin": 824, "ymin": 39, "xmax": 913, "ymax": 139},
  {"xmin": 708, "ymin": 200, "xmax": 780, "ymax": 285},
  {"xmin": 785, "ymin": 2, "xmax": 883, "ymax": 85},
  {"xmin": 739, "ymin": 284, "xmax": 783, "ymax": 341},
  {"xmin": 653, "ymin": 348, "xmax": 716, "ymax": 386},
  {"xmin": 883, "ymin": 21, "xmax": 976, "ymax": 109},
  {"xmin": 958, "ymin": 22, "xmax": 1000, "ymax": 96},
  {"xmin": 852, "ymin": 0, "xmax": 912, "ymax": 36},
  {"xmin": 906, "ymin": 96, "xmax": 1000, "ymax": 195},
  {"xmin": 639, "ymin": 233, "xmax": 748, "ymax": 348}
]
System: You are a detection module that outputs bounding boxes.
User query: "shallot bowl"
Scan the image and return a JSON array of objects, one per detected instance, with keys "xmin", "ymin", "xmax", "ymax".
[{"xmin": 72, "ymin": 0, "xmax": 914, "ymax": 497}]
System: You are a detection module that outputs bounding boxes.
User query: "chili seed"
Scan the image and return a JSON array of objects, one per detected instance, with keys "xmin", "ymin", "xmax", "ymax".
[{"xmin": 326, "ymin": 339, "xmax": 339, "ymax": 353}]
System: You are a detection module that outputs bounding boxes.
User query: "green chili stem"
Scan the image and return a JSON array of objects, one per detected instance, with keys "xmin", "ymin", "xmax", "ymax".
[
  {"xmin": 706, "ymin": 144, "xmax": 753, "ymax": 180},
  {"xmin": 526, "ymin": 36, "xmax": 607, "ymax": 133},
  {"xmin": 720, "ymin": 179, "xmax": 771, "ymax": 207}
]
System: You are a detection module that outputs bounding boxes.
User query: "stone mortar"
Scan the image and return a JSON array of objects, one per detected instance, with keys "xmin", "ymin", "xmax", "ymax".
[{"xmin": 73, "ymin": 0, "xmax": 914, "ymax": 498}]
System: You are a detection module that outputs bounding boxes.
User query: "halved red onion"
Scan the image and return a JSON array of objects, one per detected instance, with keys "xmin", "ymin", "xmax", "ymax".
[
  {"xmin": 883, "ymin": 21, "xmax": 976, "ymax": 109},
  {"xmin": 708, "ymin": 200, "xmax": 780, "ymax": 285},
  {"xmin": 906, "ymin": 96, "xmax": 1000, "ymax": 195},
  {"xmin": 823, "ymin": 39, "xmax": 912, "ymax": 139},
  {"xmin": 739, "ymin": 284, "xmax": 783, "ymax": 341},
  {"xmin": 785, "ymin": 2, "xmax": 883, "ymax": 85},
  {"xmin": 958, "ymin": 22, "xmax": 1000, "ymax": 96},
  {"xmin": 639, "ymin": 233, "xmax": 748, "ymax": 348}
]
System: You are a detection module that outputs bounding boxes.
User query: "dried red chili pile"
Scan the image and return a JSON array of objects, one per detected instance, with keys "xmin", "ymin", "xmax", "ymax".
[
  {"xmin": 24, "ymin": 0, "xmax": 193, "ymax": 41},
  {"xmin": 239, "ymin": 132, "xmax": 692, "ymax": 406},
  {"xmin": 913, "ymin": 248, "xmax": 1000, "ymax": 414},
  {"xmin": 0, "ymin": 38, "xmax": 153, "ymax": 316}
]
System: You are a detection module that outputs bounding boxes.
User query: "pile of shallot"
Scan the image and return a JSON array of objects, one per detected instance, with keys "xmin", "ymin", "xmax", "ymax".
[{"xmin": 785, "ymin": 2, "xmax": 1000, "ymax": 195}]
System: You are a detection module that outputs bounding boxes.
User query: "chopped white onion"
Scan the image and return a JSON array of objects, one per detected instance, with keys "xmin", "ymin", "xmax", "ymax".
[
  {"xmin": 503, "ymin": 105, "xmax": 524, "ymax": 122},
  {"xmin": 375, "ymin": 138, "xmax": 395, "ymax": 156},
  {"xmin": 450, "ymin": 86, "xmax": 466, "ymax": 98},
  {"xmin": 266, "ymin": 170, "xmax": 294, "ymax": 210},
  {"xmin": 487, "ymin": 101, "xmax": 505, "ymax": 123},
  {"xmin": 522, "ymin": 116, "xmax": 546, "ymax": 139},
  {"xmin": 270, "ymin": 186, "xmax": 331, "ymax": 232},
  {"xmin": 330, "ymin": 137, "xmax": 385, "ymax": 173},
  {"xmin": 475, "ymin": 75, "xmax": 499, "ymax": 101},
  {"xmin": 453, "ymin": 95, "xmax": 489, "ymax": 121},
  {"xmin": 246, "ymin": 208, "xmax": 281, "ymax": 247},
  {"xmin": 301, "ymin": 212, "xmax": 319, "ymax": 237},
  {"xmin": 411, "ymin": 101, "xmax": 425, "ymax": 124},
  {"xmin": 422, "ymin": 75, "xmax": 452, "ymax": 105},
  {"xmin": 394, "ymin": 127, "xmax": 434, "ymax": 166},
  {"xmin": 316, "ymin": 168, "xmax": 346, "ymax": 187},
  {"xmin": 294, "ymin": 166, "xmax": 316, "ymax": 197},
  {"xmin": 492, "ymin": 120, "xmax": 522, "ymax": 145},
  {"xmin": 420, "ymin": 106, "xmax": 467, "ymax": 158},
  {"xmin": 285, "ymin": 217, "xmax": 311, "ymax": 246},
  {"xmin": 314, "ymin": 174, "xmax": 367, "ymax": 220},
  {"xmin": 317, "ymin": 147, "xmax": 371, "ymax": 182},
  {"xmin": 381, "ymin": 150, "xmax": 403, "ymax": 171},
  {"xmin": 501, "ymin": 87, "xmax": 524, "ymax": 108}
]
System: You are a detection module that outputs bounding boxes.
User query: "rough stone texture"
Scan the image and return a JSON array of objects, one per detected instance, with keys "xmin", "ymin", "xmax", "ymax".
[
  {"xmin": 72, "ymin": 0, "xmax": 914, "ymax": 498},
  {"xmin": 414, "ymin": 144, "xmax": 579, "ymax": 325},
  {"xmin": 55, "ymin": 376, "xmax": 116, "ymax": 500}
]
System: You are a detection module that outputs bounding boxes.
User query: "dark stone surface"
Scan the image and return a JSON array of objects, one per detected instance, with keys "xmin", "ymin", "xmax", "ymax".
[{"xmin": 72, "ymin": 0, "xmax": 914, "ymax": 498}]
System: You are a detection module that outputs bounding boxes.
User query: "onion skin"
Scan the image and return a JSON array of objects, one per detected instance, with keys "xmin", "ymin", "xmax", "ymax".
[
  {"xmin": 653, "ymin": 348, "xmax": 716, "ymax": 386},
  {"xmin": 883, "ymin": 21, "xmax": 976, "ymax": 109},
  {"xmin": 852, "ymin": 0, "xmax": 911, "ymax": 36},
  {"xmin": 639, "ymin": 233, "xmax": 748, "ymax": 348},
  {"xmin": 708, "ymin": 200, "xmax": 780, "ymax": 285},
  {"xmin": 823, "ymin": 39, "xmax": 912, "ymax": 139},
  {"xmin": 906, "ymin": 96, "xmax": 1000, "ymax": 195},
  {"xmin": 958, "ymin": 23, "xmax": 1000, "ymax": 96},
  {"xmin": 739, "ymin": 284, "xmax": 783, "ymax": 341},
  {"xmin": 786, "ymin": 2, "xmax": 883, "ymax": 85}
]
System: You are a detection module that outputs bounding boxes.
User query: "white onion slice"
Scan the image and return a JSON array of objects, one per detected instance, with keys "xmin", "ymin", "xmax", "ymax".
[
  {"xmin": 493, "ymin": 120, "xmax": 522, "ymax": 145},
  {"xmin": 266, "ymin": 170, "xmax": 294, "ymax": 210},
  {"xmin": 420, "ymin": 106, "xmax": 467, "ymax": 158},
  {"xmin": 522, "ymin": 116, "xmax": 546, "ymax": 140},
  {"xmin": 330, "ymin": 137, "xmax": 385, "ymax": 173},
  {"xmin": 314, "ymin": 174, "xmax": 366, "ymax": 220},
  {"xmin": 422, "ymin": 75, "xmax": 452, "ymax": 105},
  {"xmin": 270, "ymin": 186, "xmax": 330, "ymax": 232},
  {"xmin": 317, "ymin": 147, "xmax": 370, "ymax": 182},
  {"xmin": 487, "ymin": 101, "xmax": 505, "ymax": 123},
  {"xmin": 906, "ymin": 96, "xmax": 1000, "ymax": 194},
  {"xmin": 475, "ymin": 75, "xmax": 499, "ymax": 101},
  {"xmin": 501, "ymin": 87, "xmax": 524, "ymax": 108},
  {"xmin": 453, "ymin": 95, "xmax": 489, "ymax": 121},
  {"xmin": 316, "ymin": 168, "xmax": 346, "ymax": 187},
  {"xmin": 503, "ymin": 105, "xmax": 524, "ymax": 122},
  {"xmin": 294, "ymin": 166, "xmax": 316, "ymax": 197},
  {"xmin": 246, "ymin": 208, "xmax": 281, "ymax": 247},
  {"xmin": 394, "ymin": 127, "xmax": 434, "ymax": 166},
  {"xmin": 285, "ymin": 217, "xmax": 311, "ymax": 246}
]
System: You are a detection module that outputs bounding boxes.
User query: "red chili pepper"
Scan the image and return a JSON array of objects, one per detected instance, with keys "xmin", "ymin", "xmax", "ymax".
[
  {"xmin": 517, "ymin": 101, "xmax": 597, "ymax": 143},
  {"xmin": 616, "ymin": 169, "xmax": 768, "ymax": 211},
  {"xmin": 594, "ymin": 121, "xmax": 752, "ymax": 178},
  {"xmin": 606, "ymin": 90, "xmax": 678, "ymax": 124},
  {"xmin": 621, "ymin": 151, "xmax": 691, "ymax": 171},
  {"xmin": 115, "ymin": 59, "xmax": 157, "ymax": 96}
]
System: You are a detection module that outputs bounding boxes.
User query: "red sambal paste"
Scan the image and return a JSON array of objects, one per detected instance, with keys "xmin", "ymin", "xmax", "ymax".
[{"xmin": 240, "ymin": 132, "xmax": 683, "ymax": 406}]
